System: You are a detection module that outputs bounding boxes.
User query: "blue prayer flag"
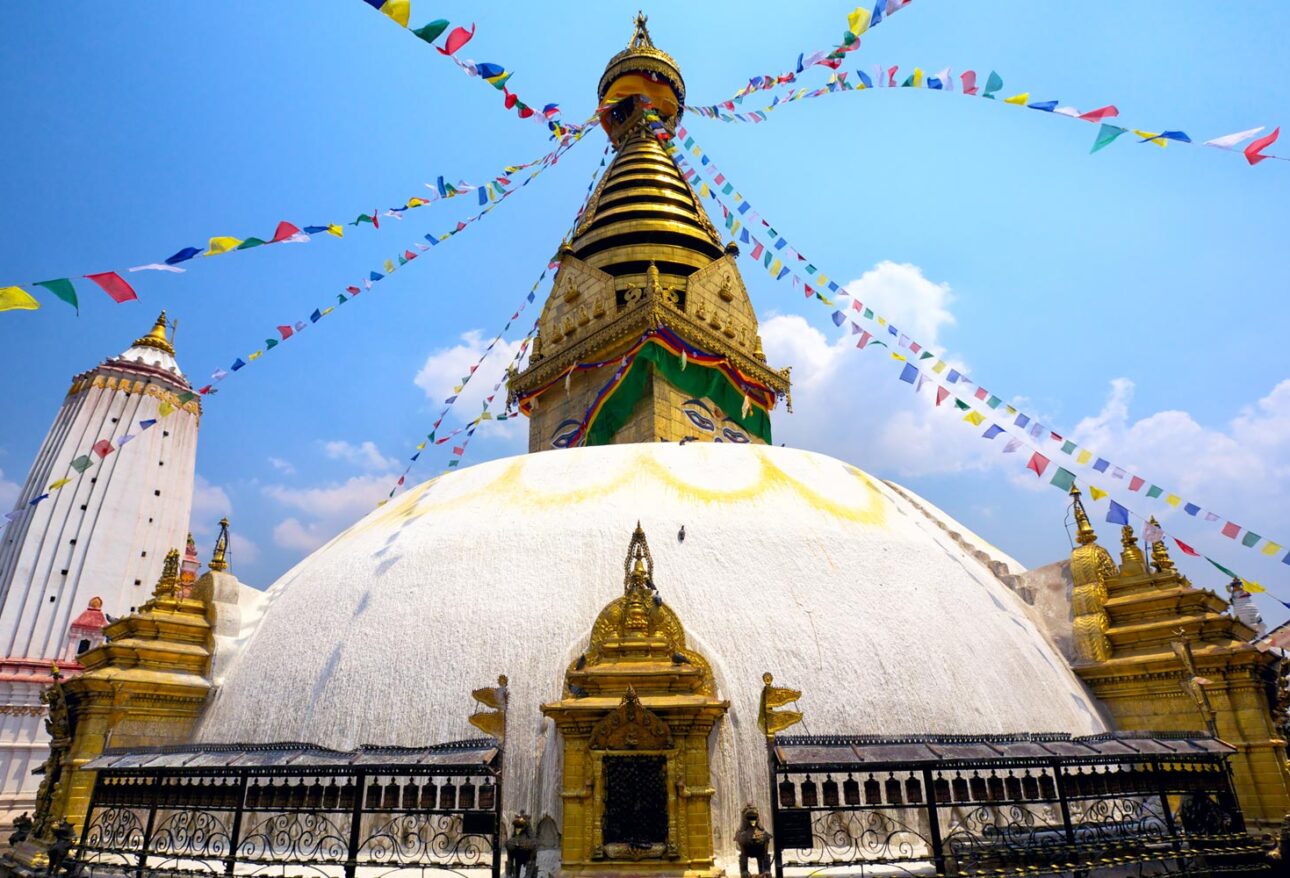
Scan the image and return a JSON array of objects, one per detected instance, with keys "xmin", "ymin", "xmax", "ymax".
[
  {"xmin": 436, "ymin": 176, "xmax": 448, "ymax": 197},
  {"xmin": 1093, "ymin": 458, "xmax": 1110, "ymax": 472},
  {"xmin": 230, "ymin": 358, "xmax": 246, "ymax": 371},
  {"xmin": 872, "ymin": 0, "xmax": 884, "ymax": 25},
  {"xmin": 310, "ymin": 309, "xmax": 322, "ymax": 323},
  {"xmin": 28, "ymin": 494, "xmax": 49, "ymax": 506},
  {"xmin": 983, "ymin": 425, "xmax": 1004, "ymax": 439},
  {"xmin": 1184, "ymin": 503, "xmax": 1201, "ymax": 516},
  {"xmin": 899, "ymin": 363, "xmax": 918, "ymax": 384},
  {"xmin": 1106, "ymin": 501, "xmax": 1130, "ymax": 525},
  {"xmin": 831, "ymin": 311, "xmax": 845, "ymax": 326},
  {"xmin": 425, "ymin": 234, "xmax": 438, "ymax": 246},
  {"xmin": 138, "ymin": 419, "xmax": 157, "ymax": 430},
  {"xmin": 1028, "ymin": 100, "xmax": 1059, "ymax": 112},
  {"xmin": 165, "ymin": 246, "xmax": 201, "ymax": 265},
  {"xmin": 303, "ymin": 226, "xmax": 328, "ymax": 234},
  {"xmin": 1015, "ymin": 413, "xmax": 1030, "ymax": 428},
  {"xmin": 478, "ymin": 187, "xmax": 488, "ymax": 205},
  {"xmin": 856, "ymin": 70, "xmax": 873, "ymax": 89},
  {"xmin": 369, "ymin": 271, "xmax": 383, "ymax": 281},
  {"xmin": 948, "ymin": 369, "xmax": 962, "ymax": 383}
]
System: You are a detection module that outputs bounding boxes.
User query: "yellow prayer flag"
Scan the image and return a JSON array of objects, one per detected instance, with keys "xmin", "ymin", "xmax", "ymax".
[
  {"xmin": 912, "ymin": 68, "xmax": 924, "ymax": 88},
  {"xmin": 480, "ymin": 412, "xmax": 493, "ymax": 421},
  {"xmin": 1003, "ymin": 93, "xmax": 1030, "ymax": 106},
  {"xmin": 48, "ymin": 478, "xmax": 72, "ymax": 490},
  {"xmin": 877, "ymin": 316, "xmax": 887, "ymax": 326},
  {"xmin": 0, "ymin": 286, "xmax": 39, "ymax": 312},
  {"xmin": 321, "ymin": 307, "xmax": 334, "ymax": 316},
  {"xmin": 1004, "ymin": 405, "xmax": 1017, "ymax": 415},
  {"xmin": 384, "ymin": 259, "xmax": 395, "ymax": 274},
  {"xmin": 1165, "ymin": 494, "xmax": 1181, "ymax": 507},
  {"xmin": 204, "ymin": 236, "xmax": 243, "ymax": 256},
  {"xmin": 963, "ymin": 411, "xmax": 985, "ymax": 426},
  {"xmin": 891, "ymin": 353, "xmax": 906, "ymax": 361},
  {"xmin": 847, "ymin": 7, "xmax": 871, "ymax": 35},
  {"xmin": 1243, "ymin": 580, "xmax": 1267, "ymax": 594},
  {"xmin": 406, "ymin": 197, "xmax": 428, "ymax": 208},
  {"xmin": 378, "ymin": 0, "xmax": 410, "ymax": 26},
  {"xmin": 248, "ymin": 350, "xmax": 262, "ymax": 361},
  {"xmin": 326, "ymin": 224, "xmax": 343, "ymax": 238},
  {"xmin": 415, "ymin": 442, "xmax": 426, "ymax": 451},
  {"xmin": 453, "ymin": 385, "xmax": 464, "ymax": 393},
  {"xmin": 699, "ymin": 182, "xmax": 710, "ymax": 197},
  {"xmin": 1135, "ymin": 130, "xmax": 1168, "ymax": 147},
  {"xmin": 158, "ymin": 402, "xmax": 175, "ymax": 417},
  {"xmin": 1262, "ymin": 542, "xmax": 1283, "ymax": 557},
  {"xmin": 932, "ymin": 361, "xmax": 947, "ymax": 374},
  {"xmin": 1077, "ymin": 450, "xmax": 1093, "ymax": 465},
  {"xmin": 818, "ymin": 274, "xmax": 829, "ymax": 286},
  {"xmin": 768, "ymin": 259, "xmax": 783, "ymax": 275},
  {"xmin": 1089, "ymin": 486, "xmax": 1108, "ymax": 501}
]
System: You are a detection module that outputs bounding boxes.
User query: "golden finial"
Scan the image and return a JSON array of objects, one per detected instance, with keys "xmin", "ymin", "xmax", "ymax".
[
  {"xmin": 153, "ymin": 548, "xmax": 181, "ymax": 599},
  {"xmin": 1149, "ymin": 519, "xmax": 1176, "ymax": 573},
  {"xmin": 131, "ymin": 310, "xmax": 176, "ymax": 357},
  {"xmin": 630, "ymin": 11, "xmax": 653, "ymax": 48},
  {"xmin": 49, "ymin": 661, "xmax": 61, "ymax": 682},
  {"xmin": 623, "ymin": 521, "xmax": 654, "ymax": 593},
  {"xmin": 1119, "ymin": 525, "xmax": 1146, "ymax": 576},
  {"xmin": 1069, "ymin": 484, "xmax": 1097, "ymax": 546},
  {"xmin": 208, "ymin": 517, "xmax": 230, "ymax": 572}
]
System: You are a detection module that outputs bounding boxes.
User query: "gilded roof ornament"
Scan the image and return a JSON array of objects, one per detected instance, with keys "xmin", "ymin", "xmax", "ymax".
[
  {"xmin": 758, "ymin": 672, "xmax": 803, "ymax": 739},
  {"xmin": 1068, "ymin": 484, "xmax": 1098, "ymax": 546},
  {"xmin": 208, "ymin": 517, "xmax": 231, "ymax": 572},
  {"xmin": 153, "ymin": 548, "xmax": 181, "ymax": 600},
  {"xmin": 1149, "ymin": 518, "xmax": 1176, "ymax": 573},
  {"xmin": 1119, "ymin": 524, "xmax": 1147, "ymax": 576},
  {"xmin": 131, "ymin": 310, "xmax": 175, "ymax": 357},
  {"xmin": 623, "ymin": 521, "xmax": 654, "ymax": 593}
]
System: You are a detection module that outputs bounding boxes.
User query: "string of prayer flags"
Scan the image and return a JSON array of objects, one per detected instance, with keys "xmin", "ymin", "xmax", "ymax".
[
  {"xmin": 660, "ymin": 117, "xmax": 1290, "ymax": 572},
  {"xmin": 687, "ymin": 1, "xmax": 914, "ymax": 113}
]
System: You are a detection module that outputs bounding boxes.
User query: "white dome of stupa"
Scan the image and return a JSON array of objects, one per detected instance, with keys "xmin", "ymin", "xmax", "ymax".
[{"xmin": 196, "ymin": 442, "xmax": 1105, "ymax": 852}]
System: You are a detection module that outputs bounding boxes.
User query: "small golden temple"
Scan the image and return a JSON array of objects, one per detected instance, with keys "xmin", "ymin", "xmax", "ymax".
[{"xmin": 4, "ymin": 13, "xmax": 1290, "ymax": 878}]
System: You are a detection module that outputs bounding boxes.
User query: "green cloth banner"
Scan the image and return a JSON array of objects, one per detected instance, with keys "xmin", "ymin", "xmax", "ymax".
[{"xmin": 584, "ymin": 342, "xmax": 773, "ymax": 447}]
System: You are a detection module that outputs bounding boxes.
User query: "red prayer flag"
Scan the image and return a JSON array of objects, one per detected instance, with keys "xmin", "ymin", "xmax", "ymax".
[
  {"xmin": 750, "ymin": 241, "xmax": 765, "ymax": 260},
  {"xmin": 198, "ymin": 385, "xmax": 213, "ymax": 395},
  {"xmin": 84, "ymin": 271, "xmax": 138, "ymax": 304},
  {"xmin": 92, "ymin": 439, "xmax": 114, "ymax": 458},
  {"xmin": 960, "ymin": 70, "xmax": 978, "ymax": 95},
  {"xmin": 1221, "ymin": 521, "xmax": 1241, "ymax": 539},
  {"xmin": 856, "ymin": 330, "xmax": 873, "ymax": 349},
  {"xmin": 974, "ymin": 387, "xmax": 988, "ymax": 400},
  {"xmin": 437, "ymin": 24, "xmax": 475, "ymax": 56},
  {"xmin": 851, "ymin": 299, "xmax": 862, "ymax": 311},
  {"xmin": 272, "ymin": 221, "xmax": 301, "ymax": 242},
  {"xmin": 1078, "ymin": 105, "xmax": 1119, "ymax": 122},
  {"xmin": 517, "ymin": 105, "xmax": 535, "ymax": 119},
  {"xmin": 1173, "ymin": 538, "xmax": 1201, "ymax": 557},
  {"xmin": 935, "ymin": 386, "xmax": 949, "ymax": 406},
  {"xmin": 1128, "ymin": 476, "xmax": 1145, "ymax": 492},
  {"xmin": 1245, "ymin": 127, "xmax": 1280, "ymax": 165},
  {"xmin": 452, "ymin": 446, "xmax": 465, "ymax": 455},
  {"xmin": 371, "ymin": 210, "xmax": 379, "ymax": 229},
  {"xmin": 1027, "ymin": 452, "xmax": 1050, "ymax": 477},
  {"xmin": 504, "ymin": 90, "xmax": 518, "ymax": 110},
  {"xmin": 404, "ymin": 250, "xmax": 417, "ymax": 261},
  {"xmin": 346, "ymin": 286, "xmax": 360, "ymax": 294},
  {"xmin": 277, "ymin": 325, "xmax": 293, "ymax": 340}
]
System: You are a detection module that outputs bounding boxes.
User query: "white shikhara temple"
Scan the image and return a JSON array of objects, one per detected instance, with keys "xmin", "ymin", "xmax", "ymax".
[{"xmin": 0, "ymin": 314, "xmax": 199, "ymax": 818}]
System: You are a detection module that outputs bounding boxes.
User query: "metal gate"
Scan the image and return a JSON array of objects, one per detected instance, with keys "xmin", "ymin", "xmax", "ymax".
[
  {"xmin": 72, "ymin": 739, "xmax": 502, "ymax": 878},
  {"xmin": 767, "ymin": 731, "xmax": 1268, "ymax": 877}
]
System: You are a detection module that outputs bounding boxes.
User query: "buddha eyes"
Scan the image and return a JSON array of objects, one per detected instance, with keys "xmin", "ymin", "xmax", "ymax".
[
  {"xmin": 683, "ymin": 410, "xmax": 715, "ymax": 432},
  {"xmin": 722, "ymin": 426, "xmax": 750, "ymax": 444},
  {"xmin": 551, "ymin": 419, "xmax": 583, "ymax": 448}
]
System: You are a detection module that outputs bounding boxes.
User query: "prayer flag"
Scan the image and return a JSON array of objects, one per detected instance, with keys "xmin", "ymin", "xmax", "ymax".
[
  {"xmin": 1245, "ymin": 127, "xmax": 1280, "ymax": 165},
  {"xmin": 165, "ymin": 246, "xmax": 201, "ymax": 265},
  {"xmin": 310, "ymin": 309, "xmax": 322, "ymax": 323},
  {"xmin": 437, "ymin": 25, "xmax": 476, "ymax": 55},
  {"xmin": 1129, "ymin": 476, "xmax": 1145, "ymax": 492},
  {"xmin": 1089, "ymin": 486, "xmax": 1107, "ymax": 501},
  {"xmin": 204, "ymin": 236, "xmax": 243, "ymax": 255},
  {"xmin": 1173, "ymin": 538, "xmax": 1200, "ymax": 557},
  {"xmin": 28, "ymin": 494, "xmax": 49, "ymax": 506},
  {"xmin": 84, "ymin": 272, "xmax": 137, "ymax": 303},
  {"xmin": 899, "ymin": 363, "xmax": 917, "ymax": 383},
  {"xmin": 1060, "ymin": 440, "xmax": 1077, "ymax": 455},
  {"xmin": 1003, "ymin": 92, "xmax": 1029, "ymax": 106},
  {"xmin": 1146, "ymin": 485, "xmax": 1163, "ymax": 498},
  {"xmin": 848, "ymin": 6, "xmax": 871, "ymax": 34},
  {"xmin": 983, "ymin": 425, "xmax": 1004, "ymax": 439},
  {"xmin": 1204, "ymin": 126, "xmax": 1264, "ymax": 149},
  {"xmin": 1091, "ymin": 124, "xmax": 1127, "ymax": 153},
  {"xmin": 1028, "ymin": 100, "xmax": 1058, "ymax": 112},
  {"xmin": 1003, "ymin": 438, "xmax": 1022, "ymax": 453},
  {"xmin": 1142, "ymin": 519, "xmax": 1163, "ymax": 545},
  {"xmin": 1262, "ymin": 542, "xmax": 1283, "ymax": 557},
  {"xmin": 70, "ymin": 455, "xmax": 92, "ymax": 473},
  {"xmin": 983, "ymin": 70, "xmax": 1003, "ymax": 99},
  {"xmin": 855, "ymin": 330, "xmax": 873, "ymax": 349},
  {"xmin": 1106, "ymin": 501, "xmax": 1129, "ymax": 525},
  {"xmin": 92, "ymin": 439, "xmax": 114, "ymax": 458},
  {"xmin": 0, "ymin": 286, "xmax": 39, "ymax": 312},
  {"xmin": 376, "ymin": 0, "xmax": 410, "ymax": 26},
  {"xmin": 1221, "ymin": 521, "xmax": 1241, "ymax": 539},
  {"xmin": 963, "ymin": 411, "xmax": 985, "ymax": 426},
  {"xmin": 277, "ymin": 325, "xmax": 293, "ymax": 340},
  {"xmin": 960, "ymin": 70, "xmax": 977, "ymax": 95},
  {"xmin": 1093, "ymin": 458, "xmax": 1109, "ymax": 472},
  {"xmin": 1184, "ymin": 503, "xmax": 1200, "ymax": 516},
  {"xmin": 1050, "ymin": 467, "xmax": 1076, "ymax": 491},
  {"xmin": 412, "ymin": 19, "xmax": 449, "ymax": 44},
  {"xmin": 1076, "ymin": 450, "xmax": 1092, "ymax": 465},
  {"xmin": 935, "ymin": 386, "xmax": 949, "ymax": 406},
  {"xmin": 1078, "ymin": 105, "xmax": 1119, "ymax": 122},
  {"xmin": 34, "ymin": 279, "xmax": 78, "ymax": 312},
  {"xmin": 1027, "ymin": 452, "xmax": 1050, "ymax": 477},
  {"xmin": 236, "ymin": 237, "xmax": 266, "ymax": 250},
  {"xmin": 272, "ymin": 221, "xmax": 302, "ymax": 242},
  {"xmin": 138, "ymin": 419, "xmax": 156, "ymax": 429},
  {"xmin": 327, "ymin": 224, "xmax": 344, "ymax": 238},
  {"xmin": 1241, "ymin": 531, "xmax": 1261, "ymax": 548},
  {"xmin": 1134, "ymin": 129, "xmax": 1168, "ymax": 148},
  {"xmin": 129, "ymin": 263, "xmax": 185, "ymax": 273},
  {"xmin": 48, "ymin": 478, "xmax": 72, "ymax": 491}
]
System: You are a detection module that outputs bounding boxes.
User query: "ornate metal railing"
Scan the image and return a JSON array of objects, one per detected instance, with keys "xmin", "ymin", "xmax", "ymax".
[
  {"xmin": 768, "ymin": 731, "xmax": 1270, "ymax": 877},
  {"xmin": 71, "ymin": 740, "xmax": 502, "ymax": 878}
]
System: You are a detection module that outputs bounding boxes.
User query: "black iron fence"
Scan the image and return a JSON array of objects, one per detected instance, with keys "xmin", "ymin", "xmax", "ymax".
[
  {"xmin": 71, "ymin": 740, "xmax": 502, "ymax": 878},
  {"xmin": 768, "ymin": 731, "xmax": 1269, "ymax": 877}
]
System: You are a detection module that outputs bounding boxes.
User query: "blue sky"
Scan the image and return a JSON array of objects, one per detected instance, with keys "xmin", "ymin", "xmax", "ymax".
[{"xmin": 2, "ymin": 1, "xmax": 1288, "ymax": 624}]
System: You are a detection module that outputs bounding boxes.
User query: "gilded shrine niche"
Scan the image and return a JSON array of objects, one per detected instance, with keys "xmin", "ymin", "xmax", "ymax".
[{"xmin": 542, "ymin": 525, "xmax": 728, "ymax": 878}]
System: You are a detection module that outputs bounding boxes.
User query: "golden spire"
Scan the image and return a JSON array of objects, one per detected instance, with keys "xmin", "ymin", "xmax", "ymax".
[
  {"xmin": 1149, "ymin": 519, "xmax": 1176, "ymax": 574},
  {"xmin": 623, "ymin": 521, "xmax": 654, "ymax": 593},
  {"xmin": 208, "ymin": 517, "xmax": 230, "ymax": 572},
  {"xmin": 153, "ymin": 548, "xmax": 181, "ymax": 599},
  {"xmin": 131, "ymin": 310, "xmax": 175, "ymax": 357},
  {"xmin": 1119, "ymin": 524, "xmax": 1147, "ymax": 576},
  {"xmin": 1069, "ymin": 484, "xmax": 1098, "ymax": 546}
]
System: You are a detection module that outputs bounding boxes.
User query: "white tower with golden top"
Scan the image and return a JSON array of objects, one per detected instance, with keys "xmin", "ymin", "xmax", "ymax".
[{"xmin": 0, "ymin": 312, "xmax": 200, "ymax": 819}]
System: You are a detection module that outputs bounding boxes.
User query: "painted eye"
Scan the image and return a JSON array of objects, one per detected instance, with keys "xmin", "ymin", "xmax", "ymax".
[
  {"xmin": 684, "ymin": 409, "xmax": 715, "ymax": 432},
  {"xmin": 722, "ymin": 426, "xmax": 750, "ymax": 443},
  {"xmin": 551, "ymin": 419, "xmax": 583, "ymax": 449}
]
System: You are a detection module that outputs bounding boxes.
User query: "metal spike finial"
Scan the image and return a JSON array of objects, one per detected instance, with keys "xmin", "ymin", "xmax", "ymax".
[
  {"xmin": 208, "ymin": 517, "xmax": 231, "ymax": 572},
  {"xmin": 1068, "ymin": 484, "xmax": 1098, "ymax": 546}
]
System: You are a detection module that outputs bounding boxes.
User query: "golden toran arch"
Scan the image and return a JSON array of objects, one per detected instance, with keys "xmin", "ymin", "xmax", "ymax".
[{"xmin": 542, "ymin": 524, "xmax": 728, "ymax": 878}]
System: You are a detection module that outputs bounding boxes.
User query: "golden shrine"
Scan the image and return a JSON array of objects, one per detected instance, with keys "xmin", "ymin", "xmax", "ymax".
[{"xmin": 543, "ymin": 525, "xmax": 728, "ymax": 877}]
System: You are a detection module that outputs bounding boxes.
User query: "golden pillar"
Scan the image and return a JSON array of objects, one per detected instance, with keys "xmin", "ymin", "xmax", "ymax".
[{"xmin": 542, "ymin": 524, "xmax": 728, "ymax": 878}]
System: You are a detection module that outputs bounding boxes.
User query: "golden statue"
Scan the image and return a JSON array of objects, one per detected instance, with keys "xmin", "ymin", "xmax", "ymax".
[{"xmin": 758, "ymin": 672, "xmax": 802, "ymax": 739}]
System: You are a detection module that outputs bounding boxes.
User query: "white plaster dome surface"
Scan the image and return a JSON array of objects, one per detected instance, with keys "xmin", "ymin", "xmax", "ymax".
[{"xmin": 197, "ymin": 443, "xmax": 1105, "ymax": 844}]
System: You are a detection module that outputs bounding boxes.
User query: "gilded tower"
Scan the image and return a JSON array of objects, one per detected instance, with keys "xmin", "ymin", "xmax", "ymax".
[{"xmin": 509, "ymin": 15, "xmax": 790, "ymax": 451}]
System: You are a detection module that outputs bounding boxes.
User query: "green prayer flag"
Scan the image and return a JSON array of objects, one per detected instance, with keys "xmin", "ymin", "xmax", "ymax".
[
  {"xmin": 177, "ymin": 391, "xmax": 197, "ymax": 404},
  {"xmin": 337, "ymin": 294, "xmax": 347, "ymax": 304},
  {"xmin": 412, "ymin": 19, "xmax": 450, "ymax": 43},
  {"xmin": 919, "ymin": 351, "xmax": 934, "ymax": 360},
  {"xmin": 1242, "ymin": 531, "xmax": 1262, "ymax": 548},
  {"xmin": 70, "ymin": 455, "xmax": 92, "ymax": 473},
  {"xmin": 1207, "ymin": 558, "xmax": 1237, "ymax": 579},
  {"xmin": 265, "ymin": 338, "xmax": 278, "ymax": 349},
  {"xmin": 863, "ymin": 308, "xmax": 874, "ymax": 319},
  {"xmin": 1146, "ymin": 485, "xmax": 1163, "ymax": 498},
  {"xmin": 983, "ymin": 70, "xmax": 1004, "ymax": 98},
  {"xmin": 986, "ymin": 395, "xmax": 1002, "ymax": 409},
  {"xmin": 236, "ymin": 237, "xmax": 267, "ymax": 249},
  {"xmin": 34, "ymin": 278, "xmax": 78, "ymax": 313},
  {"xmin": 1049, "ymin": 467, "xmax": 1076, "ymax": 492},
  {"xmin": 954, "ymin": 399, "xmax": 970, "ymax": 411},
  {"xmin": 1060, "ymin": 440, "xmax": 1077, "ymax": 455},
  {"xmin": 1091, "ymin": 124, "xmax": 1127, "ymax": 154}
]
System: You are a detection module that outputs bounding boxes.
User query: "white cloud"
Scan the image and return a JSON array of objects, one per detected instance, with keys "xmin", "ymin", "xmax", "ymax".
[
  {"xmin": 191, "ymin": 475, "xmax": 232, "ymax": 530},
  {"xmin": 272, "ymin": 518, "xmax": 332, "ymax": 553},
  {"xmin": 229, "ymin": 532, "xmax": 261, "ymax": 566},
  {"xmin": 0, "ymin": 468, "xmax": 19, "ymax": 513},
  {"xmin": 321, "ymin": 440, "xmax": 396, "ymax": 472},
  {"xmin": 841, "ymin": 260, "xmax": 956, "ymax": 348},
  {"xmin": 267, "ymin": 457, "xmax": 296, "ymax": 476},
  {"xmin": 263, "ymin": 473, "xmax": 389, "ymax": 552},
  {"xmin": 414, "ymin": 330, "xmax": 526, "ymax": 439}
]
